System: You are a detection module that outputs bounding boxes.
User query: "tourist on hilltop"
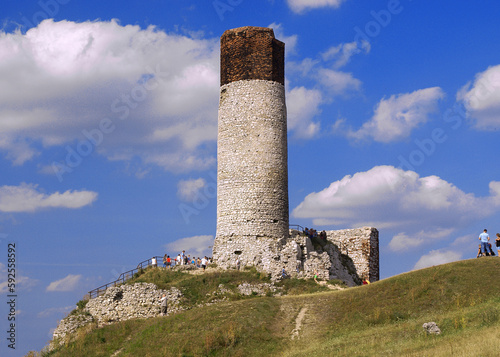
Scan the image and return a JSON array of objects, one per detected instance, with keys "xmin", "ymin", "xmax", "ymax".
[
  {"xmin": 175, "ymin": 254, "xmax": 181, "ymax": 265},
  {"xmin": 166, "ymin": 255, "xmax": 171, "ymax": 268},
  {"xmin": 477, "ymin": 244, "xmax": 484, "ymax": 258},
  {"xmin": 201, "ymin": 256, "xmax": 208, "ymax": 271},
  {"xmin": 479, "ymin": 229, "xmax": 494, "ymax": 256},
  {"xmin": 180, "ymin": 250, "xmax": 185, "ymax": 265},
  {"xmin": 304, "ymin": 227, "xmax": 309, "ymax": 237},
  {"xmin": 489, "ymin": 243, "xmax": 496, "ymax": 256},
  {"xmin": 151, "ymin": 256, "xmax": 157, "ymax": 268},
  {"xmin": 319, "ymin": 230, "xmax": 327, "ymax": 240},
  {"xmin": 159, "ymin": 293, "xmax": 168, "ymax": 316},
  {"xmin": 496, "ymin": 233, "xmax": 500, "ymax": 256},
  {"xmin": 197, "ymin": 257, "xmax": 201, "ymax": 268},
  {"xmin": 162, "ymin": 254, "xmax": 168, "ymax": 268}
]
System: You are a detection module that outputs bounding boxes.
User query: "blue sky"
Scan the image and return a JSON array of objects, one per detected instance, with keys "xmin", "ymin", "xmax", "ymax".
[{"xmin": 1, "ymin": 0, "xmax": 500, "ymax": 354}]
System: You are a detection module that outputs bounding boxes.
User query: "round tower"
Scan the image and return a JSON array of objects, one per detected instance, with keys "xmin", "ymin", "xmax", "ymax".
[{"xmin": 213, "ymin": 26, "xmax": 289, "ymax": 272}]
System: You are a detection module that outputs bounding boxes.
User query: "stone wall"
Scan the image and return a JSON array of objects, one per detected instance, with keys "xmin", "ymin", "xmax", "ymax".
[
  {"xmin": 214, "ymin": 26, "xmax": 289, "ymax": 272},
  {"xmin": 220, "ymin": 26, "xmax": 284, "ymax": 86},
  {"xmin": 51, "ymin": 283, "xmax": 184, "ymax": 346},
  {"xmin": 214, "ymin": 78, "xmax": 289, "ymax": 269},
  {"xmin": 212, "ymin": 227, "xmax": 379, "ymax": 286},
  {"xmin": 326, "ymin": 227, "xmax": 379, "ymax": 282}
]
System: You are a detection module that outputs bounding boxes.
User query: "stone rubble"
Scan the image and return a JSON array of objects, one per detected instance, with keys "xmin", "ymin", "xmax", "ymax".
[
  {"xmin": 237, "ymin": 282, "xmax": 282, "ymax": 296},
  {"xmin": 52, "ymin": 312, "xmax": 94, "ymax": 342},
  {"xmin": 85, "ymin": 283, "xmax": 183, "ymax": 326},
  {"xmin": 422, "ymin": 321, "xmax": 441, "ymax": 335}
]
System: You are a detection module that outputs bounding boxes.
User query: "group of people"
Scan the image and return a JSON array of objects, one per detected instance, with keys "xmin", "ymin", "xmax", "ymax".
[
  {"xmin": 477, "ymin": 229, "xmax": 500, "ymax": 257},
  {"xmin": 154, "ymin": 251, "xmax": 212, "ymax": 271},
  {"xmin": 303, "ymin": 227, "xmax": 327, "ymax": 240}
]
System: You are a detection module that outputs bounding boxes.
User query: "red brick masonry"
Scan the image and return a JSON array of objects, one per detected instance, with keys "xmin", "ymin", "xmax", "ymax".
[{"xmin": 220, "ymin": 26, "xmax": 285, "ymax": 86}]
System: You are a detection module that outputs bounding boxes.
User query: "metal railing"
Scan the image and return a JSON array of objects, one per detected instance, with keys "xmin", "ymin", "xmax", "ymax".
[
  {"xmin": 88, "ymin": 256, "xmax": 163, "ymax": 299},
  {"xmin": 289, "ymin": 224, "xmax": 305, "ymax": 233}
]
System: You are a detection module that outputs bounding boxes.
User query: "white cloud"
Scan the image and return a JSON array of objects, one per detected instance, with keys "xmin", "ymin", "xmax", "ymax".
[
  {"xmin": 348, "ymin": 87, "xmax": 445, "ymax": 142},
  {"xmin": 293, "ymin": 166, "xmax": 500, "ymax": 234},
  {"xmin": 322, "ymin": 41, "xmax": 370, "ymax": 69},
  {"xmin": 413, "ymin": 249, "xmax": 462, "ymax": 270},
  {"xmin": 46, "ymin": 274, "xmax": 82, "ymax": 292},
  {"xmin": 287, "ymin": 0, "xmax": 347, "ymax": 13},
  {"xmin": 0, "ymin": 263, "xmax": 39, "ymax": 293},
  {"xmin": 457, "ymin": 64, "xmax": 500, "ymax": 131},
  {"xmin": 177, "ymin": 178, "xmax": 206, "ymax": 202},
  {"xmin": 286, "ymin": 86, "xmax": 323, "ymax": 138},
  {"xmin": 0, "ymin": 183, "xmax": 97, "ymax": 212},
  {"xmin": 317, "ymin": 68, "xmax": 361, "ymax": 96},
  {"xmin": 164, "ymin": 235, "xmax": 214, "ymax": 257},
  {"xmin": 389, "ymin": 228, "xmax": 454, "ymax": 252},
  {"xmin": 0, "ymin": 19, "xmax": 219, "ymax": 172},
  {"xmin": 37, "ymin": 306, "xmax": 74, "ymax": 318}
]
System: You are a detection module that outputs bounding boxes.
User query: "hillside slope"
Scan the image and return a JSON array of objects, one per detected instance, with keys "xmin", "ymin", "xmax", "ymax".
[{"xmin": 43, "ymin": 258, "xmax": 500, "ymax": 357}]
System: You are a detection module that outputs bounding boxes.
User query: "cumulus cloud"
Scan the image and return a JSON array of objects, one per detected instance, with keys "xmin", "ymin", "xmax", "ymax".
[
  {"xmin": 164, "ymin": 235, "xmax": 214, "ymax": 257},
  {"xmin": 286, "ymin": 86, "xmax": 323, "ymax": 138},
  {"xmin": 389, "ymin": 228, "xmax": 454, "ymax": 252},
  {"xmin": 0, "ymin": 263, "xmax": 39, "ymax": 293},
  {"xmin": 322, "ymin": 41, "xmax": 370, "ymax": 69},
  {"xmin": 457, "ymin": 64, "xmax": 500, "ymax": 131},
  {"xmin": 0, "ymin": 183, "xmax": 97, "ymax": 213},
  {"xmin": 0, "ymin": 19, "xmax": 219, "ymax": 172},
  {"xmin": 177, "ymin": 178, "xmax": 207, "ymax": 202},
  {"xmin": 287, "ymin": 0, "xmax": 347, "ymax": 13},
  {"xmin": 413, "ymin": 249, "xmax": 462, "ymax": 270},
  {"xmin": 293, "ymin": 166, "xmax": 500, "ymax": 236},
  {"xmin": 46, "ymin": 274, "xmax": 82, "ymax": 292},
  {"xmin": 348, "ymin": 87, "xmax": 445, "ymax": 142},
  {"xmin": 317, "ymin": 68, "xmax": 361, "ymax": 96}
]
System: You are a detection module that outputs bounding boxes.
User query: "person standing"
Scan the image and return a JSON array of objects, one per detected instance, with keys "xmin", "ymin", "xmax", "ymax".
[
  {"xmin": 152, "ymin": 256, "xmax": 157, "ymax": 268},
  {"xmin": 496, "ymin": 233, "xmax": 500, "ymax": 256},
  {"xmin": 162, "ymin": 254, "xmax": 168, "ymax": 268},
  {"xmin": 201, "ymin": 256, "xmax": 208, "ymax": 271},
  {"xmin": 479, "ymin": 229, "xmax": 494, "ymax": 256},
  {"xmin": 159, "ymin": 293, "xmax": 168, "ymax": 316}
]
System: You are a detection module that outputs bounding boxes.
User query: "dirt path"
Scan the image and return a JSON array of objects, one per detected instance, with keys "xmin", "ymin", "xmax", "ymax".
[{"xmin": 290, "ymin": 307, "xmax": 308, "ymax": 340}]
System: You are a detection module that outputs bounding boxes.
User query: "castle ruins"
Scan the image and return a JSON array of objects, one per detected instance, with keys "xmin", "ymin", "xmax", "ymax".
[{"xmin": 212, "ymin": 26, "xmax": 379, "ymax": 284}]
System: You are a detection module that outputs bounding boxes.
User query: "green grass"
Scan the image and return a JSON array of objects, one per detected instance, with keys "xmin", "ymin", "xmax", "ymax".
[{"xmin": 44, "ymin": 257, "xmax": 500, "ymax": 357}]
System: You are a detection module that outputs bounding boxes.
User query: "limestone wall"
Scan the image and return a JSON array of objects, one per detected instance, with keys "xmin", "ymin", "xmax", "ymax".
[
  {"xmin": 326, "ymin": 227, "xmax": 379, "ymax": 282},
  {"xmin": 214, "ymin": 79, "xmax": 289, "ymax": 269}
]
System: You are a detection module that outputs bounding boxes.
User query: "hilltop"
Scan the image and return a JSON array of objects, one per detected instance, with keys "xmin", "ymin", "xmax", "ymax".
[{"xmin": 37, "ymin": 258, "xmax": 500, "ymax": 356}]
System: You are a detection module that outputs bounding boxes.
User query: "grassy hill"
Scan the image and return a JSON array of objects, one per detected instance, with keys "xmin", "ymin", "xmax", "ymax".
[{"xmin": 41, "ymin": 258, "xmax": 500, "ymax": 357}]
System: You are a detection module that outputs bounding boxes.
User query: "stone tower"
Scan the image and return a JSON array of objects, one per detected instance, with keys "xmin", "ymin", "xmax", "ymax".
[{"xmin": 213, "ymin": 26, "xmax": 289, "ymax": 272}]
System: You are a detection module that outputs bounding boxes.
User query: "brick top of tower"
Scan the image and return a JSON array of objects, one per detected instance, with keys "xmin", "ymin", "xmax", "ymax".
[{"xmin": 220, "ymin": 26, "xmax": 285, "ymax": 86}]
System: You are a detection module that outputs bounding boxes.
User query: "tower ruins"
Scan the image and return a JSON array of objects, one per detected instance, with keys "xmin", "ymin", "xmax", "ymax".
[
  {"xmin": 212, "ymin": 26, "xmax": 379, "ymax": 283},
  {"xmin": 213, "ymin": 27, "xmax": 289, "ymax": 272}
]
